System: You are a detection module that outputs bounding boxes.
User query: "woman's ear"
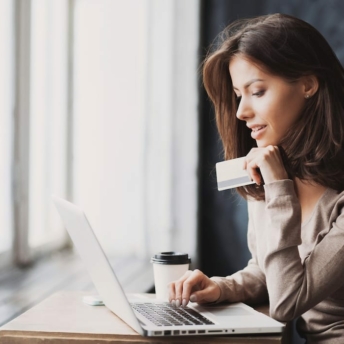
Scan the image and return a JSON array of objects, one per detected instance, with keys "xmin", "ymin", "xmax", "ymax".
[{"xmin": 302, "ymin": 75, "xmax": 319, "ymax": 98}]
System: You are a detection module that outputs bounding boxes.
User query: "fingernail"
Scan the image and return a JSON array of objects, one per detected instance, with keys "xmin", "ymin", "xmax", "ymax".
[
  {"xmin": 182, "ymin": 299, "xmax": 187, "ymax": 307},
  {"xmin": 190, "ymin": 294, "xmax": 197, "ymax": 302},
  {"xmin": 175, "ymin": 299, "xmax": 180, "ymax": 308},
  {"xmin": 171, "ymin": 300, "xmax": 176, "ymax": 307}
]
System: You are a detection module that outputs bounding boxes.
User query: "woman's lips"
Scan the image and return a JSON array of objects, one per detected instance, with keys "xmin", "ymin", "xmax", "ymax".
[{"xmin": 251, "ymin": 125, "xmax": 267, "ymax": 139}]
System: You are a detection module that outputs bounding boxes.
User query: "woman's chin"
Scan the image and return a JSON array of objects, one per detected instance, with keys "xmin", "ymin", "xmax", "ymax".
[
  {"xmin": 256, "ymin": 140, "xmax": 268, "ymax": 148},
  {"xmin": 256, "ymin": 138, "xmax": 278, "ymax": 148}
]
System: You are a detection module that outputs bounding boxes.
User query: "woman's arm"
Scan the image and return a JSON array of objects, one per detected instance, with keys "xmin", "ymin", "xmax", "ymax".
[
  {"xmin": 263, "ymin": 180, "xmax": 344, "ymax": 322},
  {"xmin": 210, "ymin": 258, "xmax": 269, "ymax": 304},
  {"xmin": 210, "ymin": 202, "xmax": 269, "ymax": 305},
  {"xmin": 168, "ymin": 202, "xmax": 269, "ymax": 307}
]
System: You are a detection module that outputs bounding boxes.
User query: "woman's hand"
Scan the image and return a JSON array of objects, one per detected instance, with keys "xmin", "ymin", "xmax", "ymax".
[
  {"xmin": 244, "ymin": 145, "xmax": 288, "ymax": 185},
  {"xmin": 168, "ymin": 269, "xmax": 221, "ymax": 307}
]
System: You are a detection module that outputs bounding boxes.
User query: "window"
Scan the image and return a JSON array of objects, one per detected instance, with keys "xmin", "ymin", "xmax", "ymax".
[
  {"xmin": 3, "ymin": 0, "xmax": 200, "ymax": 267},
  {"xmin": 0, "ymin": 0, "xmax": 14, "ymax": 264}
]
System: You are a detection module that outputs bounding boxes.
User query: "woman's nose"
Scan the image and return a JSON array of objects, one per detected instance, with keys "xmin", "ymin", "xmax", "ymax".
[{"xmin": 236, "ymin": 97, "xmax": 253, "ymax": 121}]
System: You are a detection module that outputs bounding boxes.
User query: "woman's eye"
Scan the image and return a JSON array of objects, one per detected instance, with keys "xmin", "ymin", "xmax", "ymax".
[
  {"xmin": 236, "ymin": 96, "xmax": 242, "ymax": 105},
  {"xmin": 252, "ymin": 90, "xmax": 264, "ymax": 97}
]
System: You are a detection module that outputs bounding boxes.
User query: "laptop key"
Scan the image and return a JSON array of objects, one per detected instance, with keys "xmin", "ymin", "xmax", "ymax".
[{"xmin": 131, "ymin": 302, "xmax": 215, "ymax": 326}]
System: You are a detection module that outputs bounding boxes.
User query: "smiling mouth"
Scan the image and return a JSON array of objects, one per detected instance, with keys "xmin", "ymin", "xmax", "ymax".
[{"xmin": 252, "ymin": 126, "xmax": 267, "ymax": 132}]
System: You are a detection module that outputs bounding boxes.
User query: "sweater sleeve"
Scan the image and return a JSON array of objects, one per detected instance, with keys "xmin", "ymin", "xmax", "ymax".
[
  {"xmin": 263, "ymin": 180, "xmax": 344, "ymax": 322},
  {"xmin": 210, "ymin": 202, "xmax": 269, "ymax": 305}
]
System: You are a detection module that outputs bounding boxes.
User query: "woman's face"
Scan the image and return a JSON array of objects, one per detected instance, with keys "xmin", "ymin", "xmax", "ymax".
[{"xmin": 229, "ymin": 56, "xmax": 307, "ymax": 148}]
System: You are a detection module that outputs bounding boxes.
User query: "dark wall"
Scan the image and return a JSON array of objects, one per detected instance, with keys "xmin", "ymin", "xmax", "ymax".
[
  {"xmin": 269, "ymin": 1, "xmax": 344, "ymax": 64},
  {"xmin": 198, "ymin": 0, "xmax": 344, "ymax": 278},
  {"xmin": 198, "ymin": 1, "xmax": 270, "ymax": 278}
]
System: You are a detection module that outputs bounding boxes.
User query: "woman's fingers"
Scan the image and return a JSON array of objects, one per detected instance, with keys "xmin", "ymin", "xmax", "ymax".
[
  {"xmin": 244, "ymin": 146, "xmax": 288, "ymax": 184},
  {"xmin": 169, "ymin": 270, "xmax": 202, "ymax": 306},
  {"xmin": 168, "ymin": 270, "xmax": 221, "ymax": 307},
  {"xmin": 180, "ymin": 269, "xmax": 204, "ymax": 303},
  {"xmin": 168, "ymin": 270, "xmax": 192, "ymax": 305},
  {"xmin": 246, "ymin": 159, "xmax": 262, "ymax": 185}
]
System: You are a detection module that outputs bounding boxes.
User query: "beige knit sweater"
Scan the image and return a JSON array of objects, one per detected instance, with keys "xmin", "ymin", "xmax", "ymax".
[{"xmin": 211, "ymin": 179, "xmax": 344, "ymax": 344}]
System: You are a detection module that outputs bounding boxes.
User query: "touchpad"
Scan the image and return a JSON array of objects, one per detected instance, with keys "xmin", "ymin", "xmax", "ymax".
[{"xmin": 206, "ymin": 306, "xmax": 251, "ymax": 317}]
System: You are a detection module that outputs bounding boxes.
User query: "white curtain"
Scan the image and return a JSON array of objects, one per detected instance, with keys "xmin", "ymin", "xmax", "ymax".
[{"xmin": 72, "ymin": 0, "xmax": 200, "ymax": 261}]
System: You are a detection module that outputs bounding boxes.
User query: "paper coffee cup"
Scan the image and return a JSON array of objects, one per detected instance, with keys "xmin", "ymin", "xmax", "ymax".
[{"xmin": 151, "ymin": 252, "xmax": 191, "ymax": 301}]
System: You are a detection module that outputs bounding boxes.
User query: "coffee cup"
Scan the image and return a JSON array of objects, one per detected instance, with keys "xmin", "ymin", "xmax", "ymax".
[{"xmin": 151, "ymin": 251, "xmax": 191, "ymax": 301}]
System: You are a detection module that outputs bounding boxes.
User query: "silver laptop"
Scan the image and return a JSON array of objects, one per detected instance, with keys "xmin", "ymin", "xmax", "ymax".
[{"xmin": 52, "ymin": 195, "xmax": 284, "ymax": 337}]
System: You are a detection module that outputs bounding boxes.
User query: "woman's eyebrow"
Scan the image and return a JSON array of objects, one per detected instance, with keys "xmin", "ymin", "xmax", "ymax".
[{"xmin": 233, "ymin": 78, "xmax": 264, "ymax": 90}]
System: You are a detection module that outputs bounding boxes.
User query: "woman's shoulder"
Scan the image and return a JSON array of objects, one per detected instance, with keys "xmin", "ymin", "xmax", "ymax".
[
  {"xmin": 247, "ymin": 183, "xmax": 344, "ymax": 218},
  {"xmin": 317, "ymin": 187, "xmax": 344, "ymax": 208},
  {"xmin": 322, "ymin": 187, "xmax": 344, "ymax": 221}
]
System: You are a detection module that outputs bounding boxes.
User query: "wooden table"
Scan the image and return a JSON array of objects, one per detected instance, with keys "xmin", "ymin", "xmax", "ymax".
[{"xmin": 0, "ymin": 291, "xmax": 291, "ymax": 343}]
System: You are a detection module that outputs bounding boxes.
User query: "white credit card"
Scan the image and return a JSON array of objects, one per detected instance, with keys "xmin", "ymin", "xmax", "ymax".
[{"xmin": 216, "ymin": 157, "xmax": 255, "ymax": 191}]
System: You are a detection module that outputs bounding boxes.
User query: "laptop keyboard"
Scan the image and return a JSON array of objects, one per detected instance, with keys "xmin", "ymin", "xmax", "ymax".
[{"xmin": 131, "ymin": 302, "xmax": 215, "ymax": 327}]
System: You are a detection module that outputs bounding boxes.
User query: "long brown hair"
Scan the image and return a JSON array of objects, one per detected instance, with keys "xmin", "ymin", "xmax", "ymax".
[{"xmin": 203, "ymin": 13, "xmax": 344, "ymax": 200}]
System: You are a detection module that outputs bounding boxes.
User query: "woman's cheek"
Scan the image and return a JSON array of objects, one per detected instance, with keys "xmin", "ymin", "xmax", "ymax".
[{"xmin": 260, "ymin": 96, "xmax": 281, "ymax": 122}]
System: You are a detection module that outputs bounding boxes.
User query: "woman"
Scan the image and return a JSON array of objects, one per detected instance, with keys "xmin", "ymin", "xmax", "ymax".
[{"xmin": 168, "ymin": 13, "xmax": 344, "ymax": 343}]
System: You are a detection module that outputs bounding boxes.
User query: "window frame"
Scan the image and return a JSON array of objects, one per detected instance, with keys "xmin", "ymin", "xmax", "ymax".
[{"xmin": 12, "ymin": 0, "xmax": 74, "ymax": 266}]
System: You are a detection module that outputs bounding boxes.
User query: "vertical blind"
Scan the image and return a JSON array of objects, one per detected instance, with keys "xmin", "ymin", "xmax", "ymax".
[{"xmin": 0, "ymin": 0, "xmax": 14, "ymax": 257}]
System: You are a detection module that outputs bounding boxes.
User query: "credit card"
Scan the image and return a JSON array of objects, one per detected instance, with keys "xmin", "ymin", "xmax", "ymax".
[{"xmin": 216, "ymin": 157, "xmax": 255, "ymax": 191}]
